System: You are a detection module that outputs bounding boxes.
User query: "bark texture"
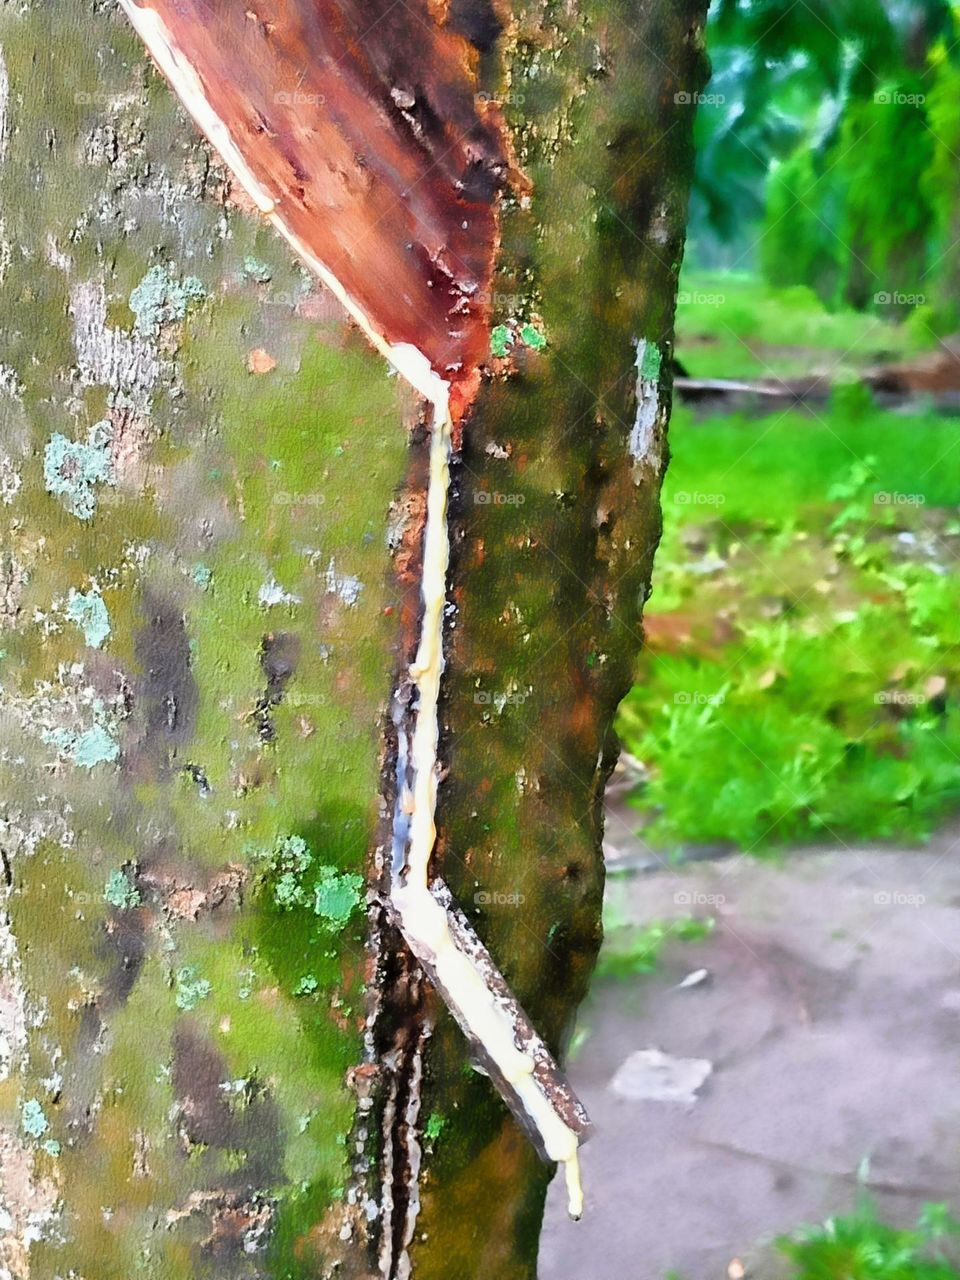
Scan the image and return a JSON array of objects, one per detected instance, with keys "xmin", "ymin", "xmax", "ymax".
[{"xmin": 0, "ymin": 1, "xmax": 707, "ymax": 1278}]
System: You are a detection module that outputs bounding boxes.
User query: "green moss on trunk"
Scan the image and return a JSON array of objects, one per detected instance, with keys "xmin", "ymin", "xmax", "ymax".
[{"xmin": 0, "ymin": 1, "xmax": 707, "ymax": 1277}]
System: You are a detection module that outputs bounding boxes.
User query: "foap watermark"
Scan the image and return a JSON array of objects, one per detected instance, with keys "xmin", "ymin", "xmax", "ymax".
[
  {"xmin": 675, "ymin": 90, "xmax": 726, "ymax": 106},
  {"xmin": 285, "ymin": 692, "xmax": 330, "ymax": 709},
  {"xmin": 74, "ymin": 90, "xmax": 124, "ymax": 106},
  {"xmin": 262, "ymin": 290, "xmax": 312, "ymax": 309},
  {"xmin": 475, "ymin": 890, "xmax": 526, "ymax": 907},
  {"xmin": 476, "ymin": 90, "xmax": 525, "ymax": 108},
  {"xmin": 874, "ymin": 491, "xmax": 925, "ymax": 507},
  {"xmin": 675, "ymin": 691, "xmax": 726, "ymax": 707},
  {"xmin": 474, "ymin": 690, "xmax": 527, "ymax": 706},
  {"xmin": 874, "ymin": 890, "xmax": 925, "ymax": 907},
  {"xmin": 475, "ymin": 491, "xmax": 525, "ymax": 506},
  {"xmin": 874, "ymin": 90, "xmax": 925, "ymax": 106},
  {"xmin": 875, "ymin": 690, "xmax": 926, "ymax": 707},
  {"xmin": 675, "ymin": 491, "xmax": 725, "ymax": 507},
  {"xmin": 477, "ymin": 290, "xmax": 525, "ymax": 311},
  {"xmin": 874, "ymin": 290, "xmax": 926, "ymax": 306},
  {"xmin": 274, "ymin": 491, "xmax": 327, "ymax": 507},
  {"xmin": 677, "ymin": 290, "xmax": 726, "ymax": 307},
  {"xmin": 275, "ymin": 89, "xmax": 326, "ymax": 107},
  {"xmin": 674, "ymin": 891, "xmax": 726, "ymax": 907}
]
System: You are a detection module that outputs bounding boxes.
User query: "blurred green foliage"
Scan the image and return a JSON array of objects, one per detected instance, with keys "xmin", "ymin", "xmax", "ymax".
[
  {"xmin": 778, "ymin": 1200, "xmax": 960, "ymax": 1278},
  {"xmin": 663, "ymin": 1202, "xmax": 960, "ymax": 1279},
  {"xmin": 675, "ymin": 269, "xmax": 924, "ymax": 380},
  {"xmin": 761, "ymin": 146, "xmax": 843, "ymax": 303},
  {"xmin": 595, "ymin": 913, "xmax": 714, "ymax": 980},
  {"xmin": 921, "ymin": 39, "xmax": 960, "ymax": 332},
  {"xmin": 693, "ymin": 0, "xmax": 960, "ymax": 330}
]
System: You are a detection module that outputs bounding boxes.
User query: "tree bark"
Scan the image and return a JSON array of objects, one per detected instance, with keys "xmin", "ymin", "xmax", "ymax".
[{"xmin": 0, "ymin": 2, "xmax": 707, "ymax": 1278}]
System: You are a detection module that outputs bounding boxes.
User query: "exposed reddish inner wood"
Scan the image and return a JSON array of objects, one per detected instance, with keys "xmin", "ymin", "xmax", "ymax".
[{"xmin": 131, "ymin": 0, "xmax": 507, "ymax": 382}]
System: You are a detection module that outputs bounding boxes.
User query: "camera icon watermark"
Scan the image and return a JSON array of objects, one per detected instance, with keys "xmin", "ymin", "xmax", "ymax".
[
  {"xmin": 274, "ymin": 491, "xmax": 327, "ymax": 507},
  {"xmin": 873, "ymin": 90, "xmax": 925, "ymax": 106},
  {"xmin": 474, "ymin": 690, "xmax": 527, "ymax": 706},
  {"xmin": 475, "ymin": 890, "xmax": 526, "ymax": 907},
  {"xmin": 875, "ymin": 690, "xmax": 926, "ymax": 706},
  {"xmin": 475, "ymin": 90, "xmax": 525, "ymax": 107},
  {"xmin": 74, "ymin": 90, "xmax": 119, "ymax": 106},
  {"xmin": 674, "ymin": 691, "xmax": 725, "ymax": 707},
  {"xmin": 873, "ymin": 491, "xmax": 925, "ymax": 507},
  {"xmin": 874, "ymin": 290, "xmax": 926, "ymax": 306},
  {"xmin": 474, "ymin": 491, "xmax": 525, "ymax": 506},
  {"xmin": 275, "ymin": 90, "xmax": 326, "ymax": 107},
  {"xmin": 476, "ymin": 290, "xmax": 524, "ymax": 311},
  {"xmin": 286, "ymin": 692, "xmax": 329, "ymax": 709},
  {"xmin": 674, "ymin": 491, "xmax": 725, "ymax": 507},
  {"xmin": 674, "ymin": 90, "xmax": 726, "ymax": 106},
  {"xmin": 677, "ymin": 290, "xmax": 726, "ymax": 307}
]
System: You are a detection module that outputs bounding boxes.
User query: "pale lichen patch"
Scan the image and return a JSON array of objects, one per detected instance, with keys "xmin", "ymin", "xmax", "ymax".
[
  {"xmin": 242, "ymin": 256, "xmax": 272, "ymax": 284},
  {"xmin": 0, "ymin": 1130, "xmax": 60, "ymax": 1280},
  {"xmin": 257, "ymin": 576, "xmax": 301, "ymax": 608},
  {"xmin": 43, "ymin": 422, "xmax": 114, "ymax": 521},
  {"xmin": 0, "ymin": 220, "xmax": 10, "ymax": 287},
  {"xmin": 0, "ymin": 366, "xmax": 23, "ymax": 403},
  {"xmin": 0, "ymin": 44, "xmax": 9, "ymax": 163},
  {"xmin": 323, "ymin": 559, "xmax": 363, "ymax": 607},
  {"xmin": 0, "ymin": 873, "xmax": 60, "ymax": 1278},
  {"xmin": 0, "ymin": 807, "xmax": 74, "ymax": 862},
  {"xmin": 19, "ymin": 1100, "xmax": 47, "ymax": 1141},
  {"xmin": 0, "ymin": 921, "xmax": 26, "ymax": 1084},
  {"xmin": 174, "ymin": 965, "xmax": 212, "ymax": 1011},
  {"xmin": 0, "ymin": 456, "xmax": 21, "ymax": 506},
  {"xmin": 3, "ymin": 663, "xmax": 125, "ymax": 769},
  {"xmin": 128, "ymin": 265, "xmax": 205, "ymax": 338},
  {"xmin": 69, "ymin": 279, "xmax": 162, "ymax": 415},
  {"xmin": 44, "ymin": 722, "xmax": 119, "ymax": 769},
  {"xmin": 103, "ymin": 868, "xmax": 141, "ymax": 910},
  {"xmin": 64, "ymin": 588, "xmax": 110, "ymax": 649},
  {"xmin": 0, "ymin": 555, "xmax": 25, "ymax": 631},
  {"xmin": 81, "ymin": 92, "xmax": 147, "ymax": 173},
  {"xmin": 628, "ymin": 337, "xmax": 665, "ymax": 476}
]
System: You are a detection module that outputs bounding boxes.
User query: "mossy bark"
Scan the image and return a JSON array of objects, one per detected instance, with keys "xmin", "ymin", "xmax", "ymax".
[{"xmin": 0, "ymin": 2, "xmax": 707, "ymax": 1278}]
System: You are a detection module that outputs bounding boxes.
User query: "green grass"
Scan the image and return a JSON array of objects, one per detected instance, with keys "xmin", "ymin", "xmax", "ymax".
[
  {"xmin": 595, "ymin": 913, "xmax": 714, "ymax": 980},
  {"xmin": 675, "ymin": 271, "xmax": 927, "ymax": 380},
  {"xmin": 568, "ymin": 906, "xmax": 714, "ymax": 1063},
  {"xmin": 664, "ymin": 401, "xmax": 960, "ymax": 522},
  {"xmin": 663, "ymin": 1202, "xmax": 960, "ymax": 1280},
  {"xmin": 778, "ymin": 1201, "xmax": 960, "ymax": 1279},
  {"xmin": 619, "ymin": 400, "xmax": 960, "ymax": 851}
]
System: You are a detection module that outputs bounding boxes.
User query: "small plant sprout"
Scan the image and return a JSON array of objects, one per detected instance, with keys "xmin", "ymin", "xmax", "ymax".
[
  {"xmin": 490, "ymin": 320, "xmax": 548, "ymax": 358},
  {"xmin": 120, "ymin": 0, "xmax": 589, "ymax": 1220},
  {"xmin": 424, "ymin": 1113, "xmax": 445, "ymax": 1142}
]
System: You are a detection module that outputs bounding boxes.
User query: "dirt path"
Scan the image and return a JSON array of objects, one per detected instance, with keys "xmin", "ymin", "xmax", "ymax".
[{"xmin": 539, "ymin": 821, "xmax": 960, "ymax": 1279}]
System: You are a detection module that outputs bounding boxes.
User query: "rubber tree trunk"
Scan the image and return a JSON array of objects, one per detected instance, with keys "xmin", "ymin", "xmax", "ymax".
[{"xmin": 0, "ymin": 2, "xmax": 707, "ymax": 1278}]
